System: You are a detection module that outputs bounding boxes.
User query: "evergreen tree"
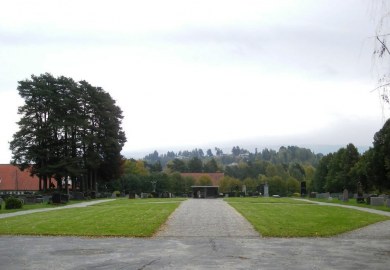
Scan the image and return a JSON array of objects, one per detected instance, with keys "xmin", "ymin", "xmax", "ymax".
[
  {"xmin": 10, "ymin": 73, "xmax": 126, "ymax": 192},
  {"xmin": 372, "ymin": 119, "xmax": 390, "ymax": 191},
  {"xmin": 188, "ymin": 157, "xmax": 203, "ymax": 172}
]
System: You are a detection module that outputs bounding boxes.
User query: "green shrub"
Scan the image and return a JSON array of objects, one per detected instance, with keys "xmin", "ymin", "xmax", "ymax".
[
  {"xmin": 5, "ymin": 197, "xmax": 23, "ymax": 209},
  {"xmin": 292, "ymin": 193, "xmax": 301, "ymax": 197}
]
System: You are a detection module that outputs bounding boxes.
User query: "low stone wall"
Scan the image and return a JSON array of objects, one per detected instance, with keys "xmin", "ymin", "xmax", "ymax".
[
  {"xmin": 316, "ymin": 192, "xmax": 330, "ymax": 199},
  {"xmin": 370, "ymin": 197, "xmax": 385, "ymax": 206},
  {"xmin": 368, "ymin": 195, "xmax": 390, "ymax": 207}
]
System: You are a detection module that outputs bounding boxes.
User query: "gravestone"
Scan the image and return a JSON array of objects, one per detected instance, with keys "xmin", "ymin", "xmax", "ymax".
[
  {"xmin": 72, "ymin": 192, "xmax": 85, "ymax": 200},
  {"xmin": 316, "ymin": 192, "xmax": 330, "ymax": 199},
  {"xmin": 370, "ymin": 197, "xmax": 385, "ymax": 206},
  {"xmin": 52, "ymin": 193, "xmax": 69, "ymax": 204},
  {"xmin": 42, "ymin": 195, "xmax": 51, "ymax": 203},
  {"xmin": 300, "ymin": 181, "xmax": 306, "ymax": 196},
  {"xmin": 35, "ymin": 195, "xmax": 43, "ymax": 203},
  {"xmin": 18, "ymin": 196, "xmax": 27, "ymax": 205},
  {"xmin": 52, "ymin": 193, "xmax": 61, "ymax": 204},
  {"xmin": 356, "ymin": 182, "xmax": 365, "ymax": 203},
  {"xmin": 386, "ymin": 199, "xmax": 390, "ymax": 208},
  {"xmin": 61, "ymin": 194, "xmax": 69, "ymax": 203},
  {"xmin": 366, "ymin": 194, "xmax": 378, "ymax": 204},
  {"xmin": 242, "ymin": 185, "xmax": 247, "ymax": 196},
  {"xmin": 342, "ymin": 189, "xmax": 349, "ymax": 202},
  {"xmin": 25, "ymin": 196, "xmax": 36, "ymax": 204},
  {"xmin": 264, "ymin": 183, "xmax": 269, "ymax": 197}
]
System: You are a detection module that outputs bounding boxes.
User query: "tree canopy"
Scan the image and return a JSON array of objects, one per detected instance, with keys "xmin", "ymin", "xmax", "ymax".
[{"xmin": 10, "ymin": 73, "xmax": 126, "ymax": 192}]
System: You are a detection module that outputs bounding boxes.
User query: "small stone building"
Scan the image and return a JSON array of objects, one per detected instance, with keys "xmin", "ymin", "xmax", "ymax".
[{"xmin": 191, "ymin": 186, "xmax": 219, "ymax": 198}]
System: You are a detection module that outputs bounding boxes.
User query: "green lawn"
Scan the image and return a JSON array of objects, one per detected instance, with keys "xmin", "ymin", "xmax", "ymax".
[
  {"xmin": 0, "ymin": 199, "xmax": 99, "ymax": 214},
  {"xmin": 0, "ymin": 198, "xmax": 184, "ymax": 237},
  {"xmin": 226, "ymin": 197, "xmax": 312, "ymax": 204},
  {"xmin": 309, "ymin": 198, "xmax": 390, "ymax": 212},
  {"xmin": 225, "ymin": 197, "xmax": 389, "ymax": 237}
]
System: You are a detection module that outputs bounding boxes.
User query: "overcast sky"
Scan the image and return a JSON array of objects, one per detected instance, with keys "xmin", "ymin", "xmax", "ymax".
[{"xmin": 0, "ymin": 0, "xmax": 386, "ymax": 162}]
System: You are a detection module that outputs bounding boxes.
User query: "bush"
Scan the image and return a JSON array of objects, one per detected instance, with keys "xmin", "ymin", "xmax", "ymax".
[
  {"xmin": 292, "ymin": 193, "xmax": 301, "ymax": 197},
  {"xmin": 5, "ymin": 197, "xmax": 23, "ymax": 209}
]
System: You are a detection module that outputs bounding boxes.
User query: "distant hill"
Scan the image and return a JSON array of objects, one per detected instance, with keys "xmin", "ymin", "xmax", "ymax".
[{"xmin": 123, "ymin": 144, "xmax": 370, "ymax": 160}]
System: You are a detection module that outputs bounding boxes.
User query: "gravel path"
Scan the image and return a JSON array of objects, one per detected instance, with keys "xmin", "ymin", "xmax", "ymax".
[
  {"xmin": 0, "ymin": 199, "xmax": 114, "ymax": 219},
  {"xmin": 156, "ymin": 199, "xmax": 260, "ymax": 238}
]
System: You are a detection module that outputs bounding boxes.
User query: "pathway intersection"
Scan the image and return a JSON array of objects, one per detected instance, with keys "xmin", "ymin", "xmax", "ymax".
[{"xmin": 156, "ymin": 199, "xmax": 259, "ymax": 238}]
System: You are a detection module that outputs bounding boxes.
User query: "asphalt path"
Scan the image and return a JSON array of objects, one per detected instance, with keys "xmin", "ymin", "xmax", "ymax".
[{"xmin": 0, "ymin": 198, "xmax": 389, "ymax": 269}]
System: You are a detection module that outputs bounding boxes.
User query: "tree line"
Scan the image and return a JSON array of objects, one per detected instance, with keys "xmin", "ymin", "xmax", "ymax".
[
  {"xmin": 144, "ymin": 145, "xmax": 322, "ymax": 169},
  {"xmin": 313, "ymin": 120, "xmax": 390, "ymax": 194},
  {"xmin": 10, "ymin": 73, "xmax": 126, "ymax": 193},
  {"xmin": 142, "ymin": 146, "xmax": 318, "ymax": 196},
  {"xmin": 112, "ymin": 157, "xmax": 312, "ymax": 197},
  {"xmin": 108, "ymin": 159, "xmax": 214, "ymax": 195}
]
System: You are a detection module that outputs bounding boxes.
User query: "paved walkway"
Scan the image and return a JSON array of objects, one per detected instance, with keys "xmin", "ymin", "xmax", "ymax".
[
  {"xmin": 156, "ymin": 199, "xmax": 259, "ymax": 238},
  {"xmin": 0, "ymin": 199, "xmax": 114, "ymax": 219}
]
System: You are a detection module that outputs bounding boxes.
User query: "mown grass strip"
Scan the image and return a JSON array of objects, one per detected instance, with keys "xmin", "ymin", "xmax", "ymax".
[
  {"xmin": 309, "ymin": 198, "xmax": 390, "ymax": 212},
  {"xmin": 0, "ymin": 198, "xmax": 184, "ymax": 237},
  {"xmin": 226, "ymin": 198, "xmax": 389, "ymax": 237},
  {"xmin": 0, "ymin": 199, "xmax": 91, "ymax": 214},
  {"xmin": 225, "ymin": 197, "xmax": 312, "ymax": 204}
]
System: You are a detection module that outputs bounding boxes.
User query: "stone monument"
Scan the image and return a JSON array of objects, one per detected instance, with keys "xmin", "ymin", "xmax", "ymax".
[
  {"xmin": 356, "ymin": 181, "xmax": 365, "ymax": 203},
  {"xmin": 264, "ymin": 183, "xmax": 269, "ymax": 197},
  {"xmin": 151, "ymin": 180, "xmax": 157, "ymax": 193},
  {"xmin": 342, "ymin": 188, "xmax": 349, "ymax": 202}
]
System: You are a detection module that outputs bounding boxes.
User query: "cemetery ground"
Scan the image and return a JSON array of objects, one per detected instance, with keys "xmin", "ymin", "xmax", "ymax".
[
  {"xmin": 309, "ymin": 197, "xmax": 390, "ymax": 212},
  {"xmin": 225, "ymin": 197, "xmax": 389, "ymax": 237},
  {"xmin": 0, "ymin": 199, "xmax": 94, "ymax": 214},
  {"xmin": 0, "ymin": 197, "xmax": 388, "ymax": 238},
  {"xmin": 0, "ymin": 198, "xmax": 185, "ymax": 237},
  {"xmin": 0, "ymin": 197, "xmax": 390, "ymax": 269}
]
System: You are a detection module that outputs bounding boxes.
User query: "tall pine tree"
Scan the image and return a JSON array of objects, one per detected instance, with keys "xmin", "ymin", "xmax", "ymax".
[{"xmin": 10, "ymin": 73, "xmax": 126, "ymax": 193}]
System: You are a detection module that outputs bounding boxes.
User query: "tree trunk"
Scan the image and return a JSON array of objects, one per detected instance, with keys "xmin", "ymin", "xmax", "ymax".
[
  {"xmin": 43, "ymin": 175, "xmax": 48, "ymax": 192},
  {"xmin": 65, "ymin": 176, "xmax": 69, "ymax": 194},
  {"xmin": 72, "ymin": 177, "xmax": 76, "ymax": 191}
]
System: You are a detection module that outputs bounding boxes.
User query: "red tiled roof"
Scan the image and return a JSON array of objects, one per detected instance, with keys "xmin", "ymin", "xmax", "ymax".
[
  {"xmin": 180, "ymin": 173, "xmax": 224, "ymax": 186},
  {"xmin": 0, "ymin": 164, "xmax": 40, "ymax": 191}
]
